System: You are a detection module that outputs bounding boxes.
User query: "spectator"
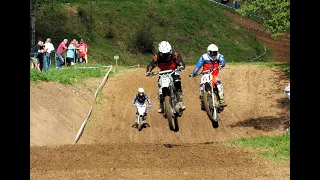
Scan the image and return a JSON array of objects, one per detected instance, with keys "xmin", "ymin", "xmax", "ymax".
[
  {"xmin": 221, "ymin": 0, "xmax": 229, "ymax": 4},
  {"xmin": 43, "ymin": 38, "xmax": 55, "ymax": 72},
  {"xmin": 78, "ymin": 39, "xmax": 88, "ymax": 64},
  {"xmin": 75, "ymin": 40, "xmax": 80, "ymax": 63},
  {"xmin": 38, "ymin": 40, "xmax": 45, "ymax": 71},
  {"xmin": 232, "ymin": 0, "xmax": 240, "ymax": 9},
  {"xmin": 55, "ymin": 39, "xmax": 68, "ymax": 70},
  {"xmin": 66, "ymin": 39, "xmax": 79, "ymax": 66},
  {"xmin": 30, "ymin": 39, "xmax": 44, "ymax": 71}
]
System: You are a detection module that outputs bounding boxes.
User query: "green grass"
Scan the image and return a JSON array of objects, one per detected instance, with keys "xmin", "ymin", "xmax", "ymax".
[
  {"xmin": 224, "ymin": 134, "xmax": 290, "ymax": 162},
  {"xmin": 34, "ymin": 0, "xmax": 268, "ymax": 66},
  {"xmin": 30, "ymin": 62, "xmax": 289, "ymax": 84},
  {"xmin": 30, "ymin": 64, "xmax": 139, "ymax": 85}
]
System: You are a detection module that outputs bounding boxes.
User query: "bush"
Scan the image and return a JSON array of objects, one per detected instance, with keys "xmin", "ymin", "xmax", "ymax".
[{"xmin": 132, "ymin": 24, "xmax": 154, "ymax": 54}]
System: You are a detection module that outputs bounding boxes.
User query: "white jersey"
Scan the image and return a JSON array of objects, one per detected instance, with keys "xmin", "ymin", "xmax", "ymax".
[
  {"xmin": 284, "ymin": 83, "xmax": 290, "ymax": 100},
  {"xmin": 44, "ymin": 42, "xmax": 55, "ymax": 53}
]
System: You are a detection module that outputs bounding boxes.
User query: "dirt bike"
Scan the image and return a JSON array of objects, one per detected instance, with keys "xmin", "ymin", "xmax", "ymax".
[
  {"xmin": 191, "ymin": 68, "xmax": 223, "ymax": 128},
  {"xmin": 148, "ymin": 69, "xmax": 185, "ymax": 132},
  {"xmin": 133, "ymin": 102, "xmax": 150, "ymax": 131}
]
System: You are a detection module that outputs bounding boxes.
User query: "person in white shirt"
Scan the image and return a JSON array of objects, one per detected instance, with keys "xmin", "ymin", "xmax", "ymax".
[
  {"xmin": 284, "ymin": 82, "xmax": 290, "ymax": 134},
  {"xmin": 43, "ymin": 38, "xmax": 55, "ymax": 72}
]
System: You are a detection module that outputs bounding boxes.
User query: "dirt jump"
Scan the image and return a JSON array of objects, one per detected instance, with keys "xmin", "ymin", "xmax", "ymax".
[{"xmin": 30, "ymin": 10, "xmax": 290, "ymax": 180}]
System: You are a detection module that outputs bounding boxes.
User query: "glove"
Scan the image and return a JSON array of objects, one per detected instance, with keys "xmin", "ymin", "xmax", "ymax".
[
  {"xmin": 189, "ymin": 73, "xmax": 194, "ymax": 78},
  {"xmin": 132, "ymin": 104, "xmax": 136, "ymax": 106},
  {"xmin": 148, "ymin": 105, "xmax": 152, "ymax": 109},
  {"xmin": 146, "ymin": 71, "xmax": 151, "ymax": 77},
  {"xmin": 178, "ymin": 66, "xmax": 185, "ymax": 70},
  {"xmin": 218, "ymin": 65, "xmax": 223, "ymax": 70}
]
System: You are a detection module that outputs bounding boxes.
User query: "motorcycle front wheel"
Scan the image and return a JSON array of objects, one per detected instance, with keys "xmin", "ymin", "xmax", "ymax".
[
  {"xmin": 203, "ymin": 92, "xmax": 219, "ymax": 128},
  {"xmin": 164, "ymin": 96, "xmax": 179, "ymax": 132},
  {"xmin": 137, "ymin": 115, "xmax": 143, "ymax": 131}
]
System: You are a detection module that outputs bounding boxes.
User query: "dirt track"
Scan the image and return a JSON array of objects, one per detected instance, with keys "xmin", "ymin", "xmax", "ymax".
[{"xmin": 30, "ymin": 11, "xmax": 290, "ymax": 180}]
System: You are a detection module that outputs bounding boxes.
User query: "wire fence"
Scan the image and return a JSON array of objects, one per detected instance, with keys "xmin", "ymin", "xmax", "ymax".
[{"xmin": 209, "ymin": 0, "xmax": 266, "ymax": 20}]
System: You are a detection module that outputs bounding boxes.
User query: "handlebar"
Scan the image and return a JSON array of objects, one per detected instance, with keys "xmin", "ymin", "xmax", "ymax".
[
  {"xmin": 191, "ymin": 68, "xmax": 218, "ymax": 77},
  {"xmin": 147, "ymin": 69, "xmax": 185, "ymax": 77}
]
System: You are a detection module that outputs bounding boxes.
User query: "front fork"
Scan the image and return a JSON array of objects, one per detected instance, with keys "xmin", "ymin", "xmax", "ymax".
[{"xmin": 200, "ymin": 83, "xmax": 216, "ymax": 107}]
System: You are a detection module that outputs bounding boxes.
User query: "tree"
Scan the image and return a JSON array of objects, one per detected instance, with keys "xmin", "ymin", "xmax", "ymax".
[
  {"xmin": 30, "ymin": 0, "xmax": 37, "ymax": 49},
  {"xmin": 236, "ymin": 0, "xmax": 290, "ymax": 39}
]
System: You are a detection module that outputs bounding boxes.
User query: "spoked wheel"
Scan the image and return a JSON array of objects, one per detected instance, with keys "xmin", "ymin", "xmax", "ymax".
[
  {"xmin": 203, "ymin": 92, "xmax": 219, "ymax": 128},
  {"xmin": 173, "ymin": 115, "xmax": 179, "ymax": 132},
  {"xmin": 164, "ymin": 96, "xmax": 178, "ymax": 131},
  {"xmin": 137, "ymin": 115, "xmax": 143, "ymax": 131}
]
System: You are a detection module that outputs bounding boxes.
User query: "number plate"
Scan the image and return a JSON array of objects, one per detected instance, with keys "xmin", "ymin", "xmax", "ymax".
[
  {"xmin": 200, "ymin": 74, "xmax": 211, "ymax": 84},
  {"xmin": 161, "ymin": 77, "xmax": 171, "ymax": 86}
]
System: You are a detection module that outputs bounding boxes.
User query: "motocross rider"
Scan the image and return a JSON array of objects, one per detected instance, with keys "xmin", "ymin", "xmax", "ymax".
[
  {"xmin": 131, "ymin": 87, "xmax": 152, "ymax": 126},
  {"xmin": 189, "ymin": 43, "xmax": 226, "ymax": 111},
  {"xmin": 146, "ymin": 41, "xmax": 186, "ymax": 113}
]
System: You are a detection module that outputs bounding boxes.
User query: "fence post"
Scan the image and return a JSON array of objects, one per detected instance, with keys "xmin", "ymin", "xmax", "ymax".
[{"xmin": 114, "ymin": 55, "xmax": 119, "ymax": 72}]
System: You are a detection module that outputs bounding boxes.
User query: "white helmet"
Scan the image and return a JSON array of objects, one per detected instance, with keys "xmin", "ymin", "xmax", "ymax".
[
  {"xmin": 207, "ymin": 44, "xmax": 218, "ymax": 59},
  {"xmin": 158, "ymin": 41, "xmax": 172, "ymax": 54},
  {"xmin": 138, "ymin": 87, "xmax": 144, "ymax": 97},
  {"xmin": 138, "ymin": 87, "xmax": 144, "ymax": 93}
]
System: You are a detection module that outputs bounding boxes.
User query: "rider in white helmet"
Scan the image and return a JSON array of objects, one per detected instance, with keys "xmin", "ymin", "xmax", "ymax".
[
  {"xmin": 189, "ymin": 43, "xmax": 226, "ymax": 111},
  {"xmin": 131, "ymin": 88, "xmax": 152, "ymax": 126},
  {"xmin": 146, "ymin": 41, "xmax": 186, "ymax": 113}
]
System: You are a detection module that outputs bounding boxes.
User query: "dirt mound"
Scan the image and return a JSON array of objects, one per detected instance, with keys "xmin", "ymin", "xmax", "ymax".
[{"xmin": 30, "ymin": 65, "xmax": 290, "ymax": 179}]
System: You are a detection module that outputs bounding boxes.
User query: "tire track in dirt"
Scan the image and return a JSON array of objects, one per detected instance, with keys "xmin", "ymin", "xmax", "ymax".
[
  {"xmin": 30, "ymin": 65, "xmax": 290, "ymax": 180},
  {"xmin": 78, "ymin": 65, "xmax": 290, "ymax": 145}
]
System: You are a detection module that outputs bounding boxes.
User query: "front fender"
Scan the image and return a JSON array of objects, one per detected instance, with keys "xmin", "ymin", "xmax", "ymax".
[{"xmin": 162, "ymin": 87, "xmax": 171, "ymax": 97}]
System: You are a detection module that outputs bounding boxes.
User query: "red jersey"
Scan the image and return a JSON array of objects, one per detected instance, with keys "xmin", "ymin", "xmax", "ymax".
[
  {"xmin": 78, "ymin": 43, "xmax": 88, "ymax": 57},
  {"xmin": 57, "ymin": 42, "xmax": 67, "ymax": 55},
  {"xmin": 146, "ymin": 51, "xmax": 185, "ymax": 72}
]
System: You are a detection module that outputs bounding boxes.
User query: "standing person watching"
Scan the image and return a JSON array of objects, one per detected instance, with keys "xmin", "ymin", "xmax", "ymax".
[
  {"xmin": 30, "ymin": 39, "xmax": 44, "ymax": 71},
  {"xmin": 78, "ymin": 39, "xmax": 88, "ymax": 64},
  {"xmin": 43, "ymin": 38, "xmax": 55, "ymax": 72},
  {"xmin": 75, "ymin": 40, "xmax": 80, "ymax": 63},
  {"xmin": 66, "ymin": 39, "xmax": 79, "ymax": 66},
  {"xmin": 55, "ymin": 39, "xmax": 68, "ymax": 70},
  {"xmin": 38, "ymin": 40, "xmax": 45, "ymax": 71}
]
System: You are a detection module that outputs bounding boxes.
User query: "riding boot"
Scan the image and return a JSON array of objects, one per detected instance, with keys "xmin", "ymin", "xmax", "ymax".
[
  {"xmin": 176, "ymin": 91, "xmax": 186, "ymax": 111},
  {"xmin": 158, "ymin": 94, "xmax": 164, "ymax": 113},
  {"xmin": 217, "ymin": 84, "xmax": 225, "ymax": 107}
]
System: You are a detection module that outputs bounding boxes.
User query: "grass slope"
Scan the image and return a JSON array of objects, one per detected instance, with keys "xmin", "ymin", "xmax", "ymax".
[{"xmin": 35, "ymin": 0, "xmax": 268, "ymax": 66}]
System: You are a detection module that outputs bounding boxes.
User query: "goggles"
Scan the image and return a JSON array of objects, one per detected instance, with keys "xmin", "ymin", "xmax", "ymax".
[
  {"xmin": 208, "ymin": 51, "xmax": 218, "ymax": 57},
  {"xmin": 159, "ymin": 52, "xmax": 171, "ymax": 60}
]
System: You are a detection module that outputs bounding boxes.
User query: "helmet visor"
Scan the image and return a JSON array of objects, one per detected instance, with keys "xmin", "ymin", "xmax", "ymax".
[
  {"xmin": 208, "ymin": 51, "xmax": 218, "ymax": 58},
  {"xmin": 159, "ymin": 52, "xmax": 171, "ymax": 61}
]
